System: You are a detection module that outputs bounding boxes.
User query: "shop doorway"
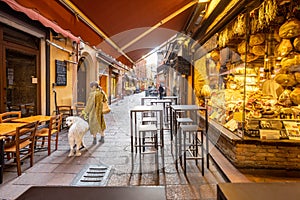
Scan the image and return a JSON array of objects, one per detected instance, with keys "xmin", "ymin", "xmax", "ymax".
[
  {"xmin": 3, "ymin": 48, "xmax": 38, "ymax": 116},
  {"xmin": 77, "ymin": 57, "xmax": 87, "ymax": 103}
]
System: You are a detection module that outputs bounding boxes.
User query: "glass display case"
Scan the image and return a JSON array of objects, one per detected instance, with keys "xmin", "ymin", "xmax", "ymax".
[{"xmin": 194, "ymin": 0, "xmax": 300, "ymax": 140}]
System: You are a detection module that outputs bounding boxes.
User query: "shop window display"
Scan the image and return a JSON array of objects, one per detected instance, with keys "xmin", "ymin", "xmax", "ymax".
[{"xmin": 195, "ymin": 0, "xmax": 300, "ymax": 140}]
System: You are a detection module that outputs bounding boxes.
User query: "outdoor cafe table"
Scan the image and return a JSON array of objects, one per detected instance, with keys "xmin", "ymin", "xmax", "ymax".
[
  {"xmin": 0, "ymin": 122, "xmax": 27, "ymax": 184},
  {"xmin": 130, "ymin": 105, "xmax": 164, "ymax": 153},
  {"xmin": 150, "ymin": 99, "xmax": 172, "ymax": 124},
  {"xmin": 163, "ymin": 96, "xmax": 178, "ymax": 105},
  {"xmin": 169, "ymin": 105, "xmax": 209, "ymax": 168},
  {"xmin": 141, "ymin": 96, "xmax": 158, "ymax": 105}
]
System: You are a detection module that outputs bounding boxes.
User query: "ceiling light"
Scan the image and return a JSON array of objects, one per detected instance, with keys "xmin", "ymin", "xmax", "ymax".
[{"xmin": 198, "ymin": 0, "xmax": 210, "ymax": 2}]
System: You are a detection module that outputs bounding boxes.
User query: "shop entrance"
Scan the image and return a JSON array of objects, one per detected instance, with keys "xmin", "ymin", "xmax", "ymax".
[{"xmin": 2, "ymin": 48, "xmax": 38, "ymax": 116}]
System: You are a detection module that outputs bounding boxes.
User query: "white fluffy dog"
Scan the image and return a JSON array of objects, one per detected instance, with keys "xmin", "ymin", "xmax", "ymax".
[{"xmin": 66, "ymin": 116, "xmax": 89, "ymax": 157}]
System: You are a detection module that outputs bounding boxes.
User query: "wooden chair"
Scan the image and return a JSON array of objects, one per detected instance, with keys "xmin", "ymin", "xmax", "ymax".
[
  {"xmin": 4, "ymin": 121, "xmax": 39, "ymax": 176},
  {"xmin": 0, "ymin": 111, "xmax": 22, "ymax": 160},
  {"xmin": 25, "ymin": 104, "xmax": 35, "ymax": 117},
  {"xmin": 57, "ymin": 106, "xmax": 73, "ymax": 129},
  {"xmin": 0, "ymin": 111, "xmax": 21, "ymax": 123},
  {"xmin": 35, "ymin": 114, "xmax": 62, "ymax": 155},
  {"xmin": 74, "ymin": 102, "xmax": 85, "ymax": 116},
  {"xmin": 8, "ymin": 105, "xmax": 21, "ymax": 112}
]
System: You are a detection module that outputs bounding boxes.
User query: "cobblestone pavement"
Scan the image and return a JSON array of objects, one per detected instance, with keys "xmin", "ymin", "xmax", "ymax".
[{"xmin": 0, "ymin": 92, "xmax": 226, "ymax": 200}]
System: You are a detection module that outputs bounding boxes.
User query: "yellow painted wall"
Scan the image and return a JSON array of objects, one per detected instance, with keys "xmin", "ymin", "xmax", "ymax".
[{"xmin": 49, "ymin": 34, "xmax": 76, "ymax": 114}]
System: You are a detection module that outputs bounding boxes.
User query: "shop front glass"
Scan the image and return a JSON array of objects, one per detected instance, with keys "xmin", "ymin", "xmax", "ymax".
[{"xmin": 195, "ymin": 0, "xmax": 300, "ymax": 140}]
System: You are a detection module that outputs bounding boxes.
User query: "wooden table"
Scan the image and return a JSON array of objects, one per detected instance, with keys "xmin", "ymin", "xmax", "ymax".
[
  {"xmin": 12, "ymin": 115, "xmax": 52, "ymax": 123},
  {"xmin": 0, "ymin": 123, "xmax": 28, "ymax": 136},
  {"xmin": 217, "ymin": 182, "xmax": 300, "ymax": 200},
  {"xmin": 0, "ymin": 122, "xmax": 26, "ymax": 184}
]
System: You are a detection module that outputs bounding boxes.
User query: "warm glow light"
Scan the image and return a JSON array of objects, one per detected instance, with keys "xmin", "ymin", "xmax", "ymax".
[
  {"xmin": 198, "ymin": 0, "xmax": 210, "ymax": 2},
  {"xmin": 206, "ymin": 0, "xmax": 239, "ymax": 33}
]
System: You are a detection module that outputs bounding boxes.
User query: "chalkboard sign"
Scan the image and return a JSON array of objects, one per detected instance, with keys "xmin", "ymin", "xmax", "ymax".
[{"xmin": 55, "ymin": 60, "xmax": 67, "ymax": 86}]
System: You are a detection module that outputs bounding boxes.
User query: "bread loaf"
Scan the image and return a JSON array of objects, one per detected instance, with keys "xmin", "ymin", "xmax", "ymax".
[
  {"xmin": 201, "ymin": 85, "xmax": 212, "ymax": 97},
  {"xmin": 240, "ymin": 53, "xmax": 259, "ymax": 62},
  {"xmin": 210, "ymin": 50, "xmax": 220, "ymax": 62},
  {"xmin": 274, "ymin": 29, "xmax": 281, "ymax": 43},
  {"xmin": 249, "ymin": 34, "xmax": 265, "ymax": 46},
  {"xmin": 277, "ymin": 39, "xmax": 293, "ymax": 57},
  {"xmin": 294, "ymin": 37, "xmax": 300, "ymax": 51},
  {"xmin": 280, "ymin": 54, "xmax": 300, "ymax": 68},
  {"xmin": 238, "ymin": 41, "xmax": 247, "ymax": 54},
  {"xmin": 290, "ymin": 88, "xmax": 300, "ymax": 105},
  {"xmin": 274, "ymin": 73, "xmax": 297, "ymax": 87},
  {"xmin": 251, "ymin": 45, "xmax": 265, "ymax": 56},
  {"xmin": 279, "ymin": 18, "xmax": 300, "ymax": 38},
  {"xmin": 295, "ymin": 72, "xmax": 300, "ymax": 83},
  {"xmin": 278, "ymin": 89, "xmax": 292, "ymax": 107}
]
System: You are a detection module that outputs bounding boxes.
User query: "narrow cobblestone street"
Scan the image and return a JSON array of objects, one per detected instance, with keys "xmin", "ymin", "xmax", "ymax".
[{"xmin": 0, "ymin": 92, "xmax": 226, "ymax": 200}]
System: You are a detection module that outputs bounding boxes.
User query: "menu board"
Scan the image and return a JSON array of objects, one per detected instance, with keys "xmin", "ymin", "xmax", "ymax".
[{"xmin": 55, "ymin": 60, "xmax": 67, "ymax": 86}]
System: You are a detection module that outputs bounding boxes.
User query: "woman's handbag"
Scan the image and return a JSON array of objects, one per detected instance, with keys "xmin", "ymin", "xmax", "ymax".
[{"xmin": 102, "ymin": 101, "xmax": 111, "ymax": 114}]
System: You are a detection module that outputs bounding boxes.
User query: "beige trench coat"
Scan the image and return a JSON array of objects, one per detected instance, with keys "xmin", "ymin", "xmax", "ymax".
[{"xmin": 83, "ymin": 88, "xmax": 107, "ymax": 136}]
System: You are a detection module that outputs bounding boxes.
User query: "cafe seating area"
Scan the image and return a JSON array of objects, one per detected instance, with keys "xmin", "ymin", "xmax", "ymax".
[
  {"xmin": 4, "ymin": 121, "xmax": 39, "ymax": 176},
  {"xmin": 35, "ymin": 114, "xmax": 63, "ymax": 156},
  {"xmin": 0, "ymin": 112, "xmax": 64, "ymax": 181},
  {"xmin": 57, "ymin": 106, "xmax": 73, "ymax": 129},
  {"xmin": 130, "ymin": 95, "xmax": 208, "ymax": 177}
]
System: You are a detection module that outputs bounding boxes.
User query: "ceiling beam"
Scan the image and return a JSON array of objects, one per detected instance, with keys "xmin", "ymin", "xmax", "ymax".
[
  {"xmin": 58, "ymin": 0, "xmax": 134, "ymax": 64},
  {"xmin": 120, "ymin": 0, "xmax": 199, "ymax": 52}
]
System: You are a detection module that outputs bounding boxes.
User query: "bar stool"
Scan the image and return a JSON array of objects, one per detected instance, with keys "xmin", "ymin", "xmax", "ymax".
[
  {"xmin": 174, "ymin": 117, "xmax": 193, "ymax": 166},
  {"xmin": 178, "ymin": 124, "xmax": 204, "ymax": 176},
  {"xmin": 137, "ymin": 124, "xmax": 159, "ymax": 174}
]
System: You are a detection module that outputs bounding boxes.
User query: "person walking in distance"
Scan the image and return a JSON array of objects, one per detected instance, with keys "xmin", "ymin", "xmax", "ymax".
[
  {"xmin": 82, "ymin": 81, "xmax": 107, "ymax": 144},
  {"xmin": 158, "ymin": 84, "xmax": 164, "ymax": 99}
]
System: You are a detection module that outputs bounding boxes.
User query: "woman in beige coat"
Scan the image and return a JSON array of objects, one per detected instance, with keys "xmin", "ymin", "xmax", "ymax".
[{"xmin": 82, "ymin": 81, "xmax": 107, "ymax": 144}]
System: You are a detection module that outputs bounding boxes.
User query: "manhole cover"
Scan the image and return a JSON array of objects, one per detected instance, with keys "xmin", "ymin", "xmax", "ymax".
[{"xmin": 71, "ymin": 164, "xmax": 112, "ymax": 186}]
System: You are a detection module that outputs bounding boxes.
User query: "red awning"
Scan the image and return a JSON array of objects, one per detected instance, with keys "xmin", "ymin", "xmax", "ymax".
[
  {"xmin": 6, "ymin": 0, "xmax": 202, "ymax": 66},
  {"xmin": 2, "ymin": 0, "xmax": 80, "ymax": 43}
]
